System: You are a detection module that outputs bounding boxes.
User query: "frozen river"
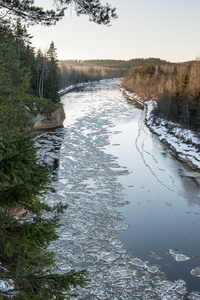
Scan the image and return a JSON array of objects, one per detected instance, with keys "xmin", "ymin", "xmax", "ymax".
[{"xmin": 38, "ymin": 79, "xmax": 200, "ymax": 299}]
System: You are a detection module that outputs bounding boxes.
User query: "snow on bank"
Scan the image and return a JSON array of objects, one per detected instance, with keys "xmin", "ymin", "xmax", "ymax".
[
  {"xmin": 58, "ymin": 82, "xmax": 92, "ymax": 95},
  {"xmin": 59, "ymin": 78, "xmax": 121, "ymax": 96},
  {"xmin": 121, "ymin": 88, "xmax": 200, "ymax": 171}
]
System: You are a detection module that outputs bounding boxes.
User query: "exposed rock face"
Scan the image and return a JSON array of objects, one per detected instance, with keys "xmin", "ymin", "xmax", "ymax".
[{"xmin": 32, "ymin": 107, "xmax": 65, "ymax": 130}]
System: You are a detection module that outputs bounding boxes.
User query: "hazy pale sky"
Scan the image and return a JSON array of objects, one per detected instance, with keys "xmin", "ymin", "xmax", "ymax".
[{"xmin": 28, "ymin": 0, "xmax": 200, "ymax": 62}]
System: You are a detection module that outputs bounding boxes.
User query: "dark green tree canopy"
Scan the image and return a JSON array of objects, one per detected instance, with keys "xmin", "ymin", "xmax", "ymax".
[
  {"xmin": 0, "ymin": 22, "xmax": 87, "ymax": 298},
  {"xmin": 0, "ymin": 0, "xmax": 117, "ymax": 26}
]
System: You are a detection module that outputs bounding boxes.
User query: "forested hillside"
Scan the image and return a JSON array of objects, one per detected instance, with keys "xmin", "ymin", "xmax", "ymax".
[
  {"xmin": 59, "ymin": 62, "xmax": 124, "ymax": 89},
  {"xmin": 60, "ymin": 57, "xmax": 171, "ymax": 69},
  {"xmin": 122, "ymin": 61, "xmax": 200, "ymax": 129},
  {"xmin": 59, "ymin": 58, "xmax": 172, "ymax": 89}
]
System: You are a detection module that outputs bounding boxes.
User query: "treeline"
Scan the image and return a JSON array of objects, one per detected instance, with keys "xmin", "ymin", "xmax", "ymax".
[
  {"xmin": 122, "ymin": 61, "xmax": 200, "ymax": 129},
  {"xmin": 0, "ymin": 21, "xmax": 86, "ymax": 299},
  {"xmin": 60, "ymin": 57, "xmax": 171, "ymax": 70},
  {"xmin": 0, "ymin": 21, "xmax": 61, "ymax": 112},
  {"xmin": 59, "ymin": 62, "xmax": 124, "ymax": 88}
]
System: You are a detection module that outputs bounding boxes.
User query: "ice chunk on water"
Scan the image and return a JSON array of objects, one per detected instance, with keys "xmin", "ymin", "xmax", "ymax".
[
  {"xmin": 155, "ymin": 279, "xmax": 186, "ymax": 299},
  {"xmin": 115, "ymin": 223, "xmax": 129, "ymax": 231},
  {"xmin": 190, "ymin": 266, "xmax": 200, "ymax": 277},
  {"xmin": 149, "ymin": 251, "xmax": 162, "ymax": 260},
  {"xmin": 167, "ymin": 249, "xmax": 190, "ymax": 262},
  {"xmin": 147, "ymin": 265, "xmax": 159, "ymax": 273},
  {"xmin": 110, "ymin": 266, "xmax": 134, "ymax": 279},
  {"xmin": 175, "ymin": 253, "xmax": 190, "ymax": 262},
  {"xmin": 188, "ymin": 291, "xmax": 200, "ymax": 299},
  {"xmin": 130, "ymin": 258, "xmax": 147, "ymax": 268},
  {"xmin": 101, "ymin": 253, "xmax": 119, "ymax": 262}
]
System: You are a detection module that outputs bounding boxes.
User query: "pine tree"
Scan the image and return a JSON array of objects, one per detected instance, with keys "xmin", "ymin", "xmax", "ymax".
[{"xmin": 0, "ymin": 0, "xmax": 117, "ymax": 26}]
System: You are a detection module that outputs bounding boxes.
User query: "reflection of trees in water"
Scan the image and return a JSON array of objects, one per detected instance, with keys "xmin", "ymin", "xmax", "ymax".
[
  {"xmin": 36, "ymin": 129, "xmax": 65, "ymax": 181},
  {"xmin": 49, "ymin": 158, "xmax": 60, "ymax": 181},
  {"xmin": 181, "ymin": 175, "xmax": 200, "ymax": 206}
]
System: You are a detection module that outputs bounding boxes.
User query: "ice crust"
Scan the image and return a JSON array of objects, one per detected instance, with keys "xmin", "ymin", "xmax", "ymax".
[{"xmin": 36, "ymin": 80, "xmax": 193, "ymax": 299}]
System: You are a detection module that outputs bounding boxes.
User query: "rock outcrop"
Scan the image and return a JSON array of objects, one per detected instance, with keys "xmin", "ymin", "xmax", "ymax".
[{"xmin": 32, "ymin": 107, "xmax": 65, "ymax": 130}]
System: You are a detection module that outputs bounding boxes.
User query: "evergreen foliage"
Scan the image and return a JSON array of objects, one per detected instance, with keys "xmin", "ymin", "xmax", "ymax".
[
  {"xmin": 135, "ymin": 63, "xmax": 156, "ymax": 79},
  {"xmin": 0, "ymin": 22, "xmax": 87, "ymax": 299},
  {"xmin": 44, "ymin": 42, "xmax": 60, "ymax": 102},
  {"xmin": 0, "ymin": 0, "xmax": 117, "ymax": 26}
]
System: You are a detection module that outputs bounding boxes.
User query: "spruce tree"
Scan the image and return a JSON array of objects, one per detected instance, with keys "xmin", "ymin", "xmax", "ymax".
[
  {"xmin": 44, "ymin": 42, "xmax": 60, "ymax": 103},
  {"xmin": 0, "ymin": 23, "xmax": 86, "ymax": 299}
]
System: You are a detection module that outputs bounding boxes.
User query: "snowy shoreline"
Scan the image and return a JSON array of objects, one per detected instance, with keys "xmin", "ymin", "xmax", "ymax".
[
  {"xmin": 121, "ymin": 87, "xmax": 200, "ymax": 172},
  {"xmin": 58, "ymin": 82, "xmax": 90, "ymax": 95}
]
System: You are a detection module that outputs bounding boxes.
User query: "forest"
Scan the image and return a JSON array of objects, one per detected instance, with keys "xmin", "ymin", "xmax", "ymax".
[
  {"xmin": 60, "ymin": 57, "xmax": 171, "ymax": 71},
  {"xmin": 59, "ymin": 62, "xmax": 124, "ymax": 88},
  {"xmin": 122, "ymin": 61, "xmax": 200, "ymax": 129},
  {"xmin": 58, "ymin": 58, "xmax": 172, "ymax": 89},
  {"xmin": 0, "ymin": 21, "xmax": 87, "ymax": 299}
]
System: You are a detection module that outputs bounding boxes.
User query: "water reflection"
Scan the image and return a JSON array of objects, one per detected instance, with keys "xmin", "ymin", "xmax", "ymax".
[
  {"xmin": 36, "ymin": 129, "xmax": 65, "ymax": 181},
  {"xmin": 181, "ymin": 174, "xmax": 200, "ymax": 206},
  {"xmin": 38, "ymin": 79, "xmax": 200, "ymax": 298}
]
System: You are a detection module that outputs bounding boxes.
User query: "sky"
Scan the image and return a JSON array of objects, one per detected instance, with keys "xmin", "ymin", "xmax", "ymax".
[{"xmin": 28, "ymin": 0, "xmax": 200, "ymax": 63}]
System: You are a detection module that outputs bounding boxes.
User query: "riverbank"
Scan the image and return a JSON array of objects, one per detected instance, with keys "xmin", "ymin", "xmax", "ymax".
[
  {"xmin": 59, "ymin": 78, "xmax": 121, "ymax": 96},
  {"xmin": 121, "ymin": 87, "xmax": 200, "ymax": 172},
  {"xmin": 58, "ymin": 81, "xmax": 98, "ymax": 95}
]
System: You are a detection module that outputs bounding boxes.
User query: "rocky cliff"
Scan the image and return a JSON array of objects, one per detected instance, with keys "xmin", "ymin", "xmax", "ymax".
[{"xmin": 32, "ymin": 107, "xmax": 65, "ymax": 130}]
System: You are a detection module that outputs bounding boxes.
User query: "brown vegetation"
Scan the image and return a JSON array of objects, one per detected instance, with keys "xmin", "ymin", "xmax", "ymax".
[
  {"xmin": 122, "ymin": 61, "xmax": 200, "ymax": 129},
  {"xmin": 58, "ymin": 62, "xmax": 124, "ymax": 89}
]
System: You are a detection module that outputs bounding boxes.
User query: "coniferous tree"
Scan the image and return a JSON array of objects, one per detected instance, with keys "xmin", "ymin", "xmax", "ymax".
[
  {"xmin": 35, "ymin": 49, "xmax": 47, "ymax": 99},
  {"xmin": 0, "ymin": 0, "xmax": 117, "ymax": 26},
  {"xmin": 44, "ymin": 42, "xmax": 60, "ymax": 103},
  {"xmin": 0, "ymin": 23, "xmax": 86, "ymax": 299}
]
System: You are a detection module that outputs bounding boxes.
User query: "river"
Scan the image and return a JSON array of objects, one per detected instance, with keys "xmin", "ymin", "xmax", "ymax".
[{"xmin": 37, "ymin": 79, "xmax": 200, "ymax": 299}]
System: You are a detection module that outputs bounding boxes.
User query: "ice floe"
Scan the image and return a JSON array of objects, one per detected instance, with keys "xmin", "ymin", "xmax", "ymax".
[
  {"xmin": 167, "ymin": 249, "xmax": 190, "ymax": 262},
  {"xmin": 149, "ymin": 251, "xmax": 162, "ymax": 260},
  {"xmin": 188, "ymin": 291, "xmax": 200, "ymax": 299},
  {"xmin": 190, "ymin": 266, "xmax": 200, "ymax": 277},
  {"xmin": 114, "ymin": 223, "xmax": 129, "ymax": 231}
]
